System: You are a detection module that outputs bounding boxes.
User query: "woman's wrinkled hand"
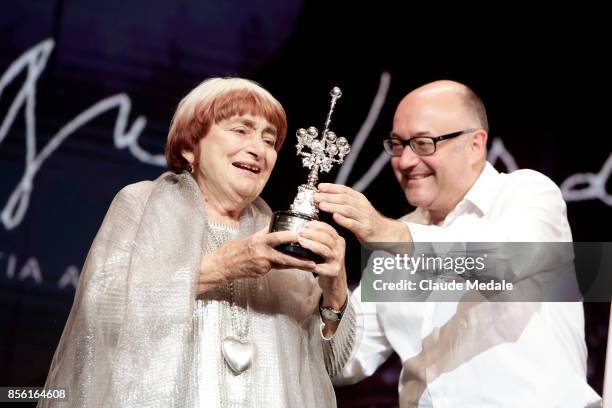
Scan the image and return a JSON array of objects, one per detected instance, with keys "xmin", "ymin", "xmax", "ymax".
[
  {"xmin": 297, "ymin": 221, "xmax": 348, "ymax": 309},
  {"xmin": 196, "ymin": 227, "xmax": 316, "ymax": 295}
]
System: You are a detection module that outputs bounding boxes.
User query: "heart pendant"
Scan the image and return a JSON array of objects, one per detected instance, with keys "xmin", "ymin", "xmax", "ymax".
[{"xmin": 222, "ymin": 336, "xmax": 254, "ymax": 374}]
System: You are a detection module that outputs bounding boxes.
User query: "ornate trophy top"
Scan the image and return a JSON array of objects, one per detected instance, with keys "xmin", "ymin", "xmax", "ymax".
[
  {"xmin": 295, "ymin": 86, "xmax": 350, "ymax": 186},
  {"xmin": 289, "ymin": 87, "xmax": 350, "ymax": 217}
]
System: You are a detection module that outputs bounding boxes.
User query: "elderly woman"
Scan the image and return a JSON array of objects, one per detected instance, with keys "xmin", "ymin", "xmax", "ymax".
[{"xmin": 40, "ymin": 78, "xmax": 356, "ymax": 408}]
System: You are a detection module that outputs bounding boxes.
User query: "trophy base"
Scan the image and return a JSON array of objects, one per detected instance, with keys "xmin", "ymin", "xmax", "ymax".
[{"xmin": 269, "ymin": 211, "xmax": 324, "ymax": 263}]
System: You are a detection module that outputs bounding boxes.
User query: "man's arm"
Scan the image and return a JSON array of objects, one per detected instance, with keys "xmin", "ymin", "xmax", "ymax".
[{"xmin": 316, "ymin": 170, "xmax": 570, "ymax": 244}]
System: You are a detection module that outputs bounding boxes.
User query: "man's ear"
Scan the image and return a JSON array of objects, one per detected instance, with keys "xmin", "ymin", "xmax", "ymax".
[
  {"xmin": 181, "ymin": 150, "xmax": 194, "ymax": 165},
  {"xmin": 469, "ymin": 130, "xmax": 488, "ymax": 161}
]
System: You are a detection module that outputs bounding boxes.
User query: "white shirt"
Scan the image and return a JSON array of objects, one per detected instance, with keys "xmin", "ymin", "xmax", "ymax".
[{"xmin": 335, "ymin": 162, "xmax": 601, "ymax": 407}]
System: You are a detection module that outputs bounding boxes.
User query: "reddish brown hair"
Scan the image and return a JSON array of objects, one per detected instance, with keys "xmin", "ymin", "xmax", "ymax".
[{"xmin": 165, "ymin": 77, "xmax": 287, "ymax": 173}]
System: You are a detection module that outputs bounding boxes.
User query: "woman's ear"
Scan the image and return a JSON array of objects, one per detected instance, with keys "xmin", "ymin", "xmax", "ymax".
[{"xmin": 181, "ymin": 150, "xmax": 194, "ymax": 165}]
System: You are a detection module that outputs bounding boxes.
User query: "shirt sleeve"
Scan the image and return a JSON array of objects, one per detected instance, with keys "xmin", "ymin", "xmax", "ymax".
[
  {"xmin": 327, "ymin": 285, "xmax": 395, "ymax": 385},
  {"xmin": 320, "ymin": 289, "xmax": 358, "ymax": 377},
  {"xmin": 405, "ymin": 170, "xmax": 579, "ymax": 301}
]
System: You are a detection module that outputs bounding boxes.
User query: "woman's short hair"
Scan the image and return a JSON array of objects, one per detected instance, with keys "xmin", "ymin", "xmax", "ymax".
[{"xmin": 165, "ymin": 77, "xmax": 287, "ymax": 173}]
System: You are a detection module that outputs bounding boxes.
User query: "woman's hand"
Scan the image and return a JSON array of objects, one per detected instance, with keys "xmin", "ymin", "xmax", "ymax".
[
  {"xmin": 297, "ymin": 221, "xmax": 348, "ymax": 309},
  {"xmin": 196, "ymin": 228, "xmax": 317, "ymax": 295}
]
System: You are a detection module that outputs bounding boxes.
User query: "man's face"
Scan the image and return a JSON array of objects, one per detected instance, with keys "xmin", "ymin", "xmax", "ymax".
[{"xmin": 391, "ymin": 91, "xmax": 474, "ymax": 219}]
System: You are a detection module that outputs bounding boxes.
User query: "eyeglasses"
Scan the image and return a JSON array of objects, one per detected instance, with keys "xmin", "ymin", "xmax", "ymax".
[{"xmin": 382, "ymin": 129, "xmax": 478, "ymax": 157}]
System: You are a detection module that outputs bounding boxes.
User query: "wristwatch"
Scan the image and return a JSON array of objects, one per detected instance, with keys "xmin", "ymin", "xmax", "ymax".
[{"xmin": 319, "ymin": 295, "xmax": 348, "ymax": 321}]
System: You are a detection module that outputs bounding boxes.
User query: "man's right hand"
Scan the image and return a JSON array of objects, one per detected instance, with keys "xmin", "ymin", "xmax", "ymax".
[{"xmin": 314, "ymin": 183, "xmax": 412, "ymax": 244}]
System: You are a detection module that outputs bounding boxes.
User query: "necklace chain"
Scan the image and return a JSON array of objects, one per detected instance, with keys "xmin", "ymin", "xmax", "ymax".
[
  {"xmin": 228, "ymin": 280, "xmax": 249, "ymax": 337},
  {"xmin": 205, "ymin": 221, "xmax": 248, "ymax": 338}
]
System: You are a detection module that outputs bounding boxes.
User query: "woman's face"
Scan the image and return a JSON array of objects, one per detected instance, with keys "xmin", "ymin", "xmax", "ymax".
[{"xmin": 191, "ymin": 114, "xmax": 279, "ymax": 206}]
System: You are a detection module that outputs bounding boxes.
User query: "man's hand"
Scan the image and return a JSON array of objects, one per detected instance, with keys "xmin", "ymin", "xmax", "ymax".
[{"xmin": 315, "ymin": 183, "xmax": 412, "ymax": 244}]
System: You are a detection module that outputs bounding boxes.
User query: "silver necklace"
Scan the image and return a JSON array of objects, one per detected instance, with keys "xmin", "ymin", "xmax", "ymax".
[
  {"xmin": 206, "ymin": 221, "xmax": 254, "ymax": 374},
  {"xmin": 222, "ymin": 279, "xmax": 254, "ymax": 374}
]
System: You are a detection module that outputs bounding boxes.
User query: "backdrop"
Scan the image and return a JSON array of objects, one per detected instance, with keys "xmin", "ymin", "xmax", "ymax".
[{"xmin": 1, "ymin": 2, "xmax": 609, "ymax": 406}]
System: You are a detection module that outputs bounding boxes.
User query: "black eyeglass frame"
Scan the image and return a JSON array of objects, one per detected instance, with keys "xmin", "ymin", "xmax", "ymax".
[{"xmin": 383, "ymin": 128, "xmax": 479, "ymax": 157}]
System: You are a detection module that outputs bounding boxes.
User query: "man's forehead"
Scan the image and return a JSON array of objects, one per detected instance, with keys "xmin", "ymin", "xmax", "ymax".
[
  {"xmin": 393, "ymin": 91, "xmax": 468, "ymax": 133},
  {"xmin": 399, "ymin": 87, "xmax": 464, "ymax": 111}
]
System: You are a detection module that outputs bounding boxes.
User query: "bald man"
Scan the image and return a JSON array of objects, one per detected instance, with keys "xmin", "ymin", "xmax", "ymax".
[{"xmin": 316, "ymin": 81, "xmax": 601, "ymax": 407}]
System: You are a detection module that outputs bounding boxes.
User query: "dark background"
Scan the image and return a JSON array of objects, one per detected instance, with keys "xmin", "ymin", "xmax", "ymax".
[{"xmin": 0, "ymin": 1, "xmax": 609, "ymax": 406}]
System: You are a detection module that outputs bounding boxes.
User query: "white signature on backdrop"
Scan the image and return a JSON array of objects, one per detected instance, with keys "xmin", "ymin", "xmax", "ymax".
[
  {"xmin": 0, "ymin": 39, "xmax": 165, "ymax": 231},
  {"xmin": 1, "ymin": 40, "xmax": 610, "ymax": 288}
]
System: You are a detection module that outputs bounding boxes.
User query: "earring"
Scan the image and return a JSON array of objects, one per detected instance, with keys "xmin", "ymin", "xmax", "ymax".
[{"xmin": 187, "ymin": 164, "xmax": 194, "ymax": 173}]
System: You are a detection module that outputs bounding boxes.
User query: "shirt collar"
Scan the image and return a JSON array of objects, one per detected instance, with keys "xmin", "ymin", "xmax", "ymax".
[
  {"xmin": 463, "ymin": 161, "xmax": 500, "ymax": 215},
  {"xmin": 402, "ymin": 162, "xmax": 500, "ymax": 225}
]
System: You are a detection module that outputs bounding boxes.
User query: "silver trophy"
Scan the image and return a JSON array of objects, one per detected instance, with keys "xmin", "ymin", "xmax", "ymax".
[{"xmin": 269, "ymin": 87, "xmax": 350, "ymax": 262}]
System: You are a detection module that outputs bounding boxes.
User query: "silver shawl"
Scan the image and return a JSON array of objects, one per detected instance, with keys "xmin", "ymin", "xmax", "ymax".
[{"xmin": 39, "ymin": 172, "xmax": 356, "ymax": 408}]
